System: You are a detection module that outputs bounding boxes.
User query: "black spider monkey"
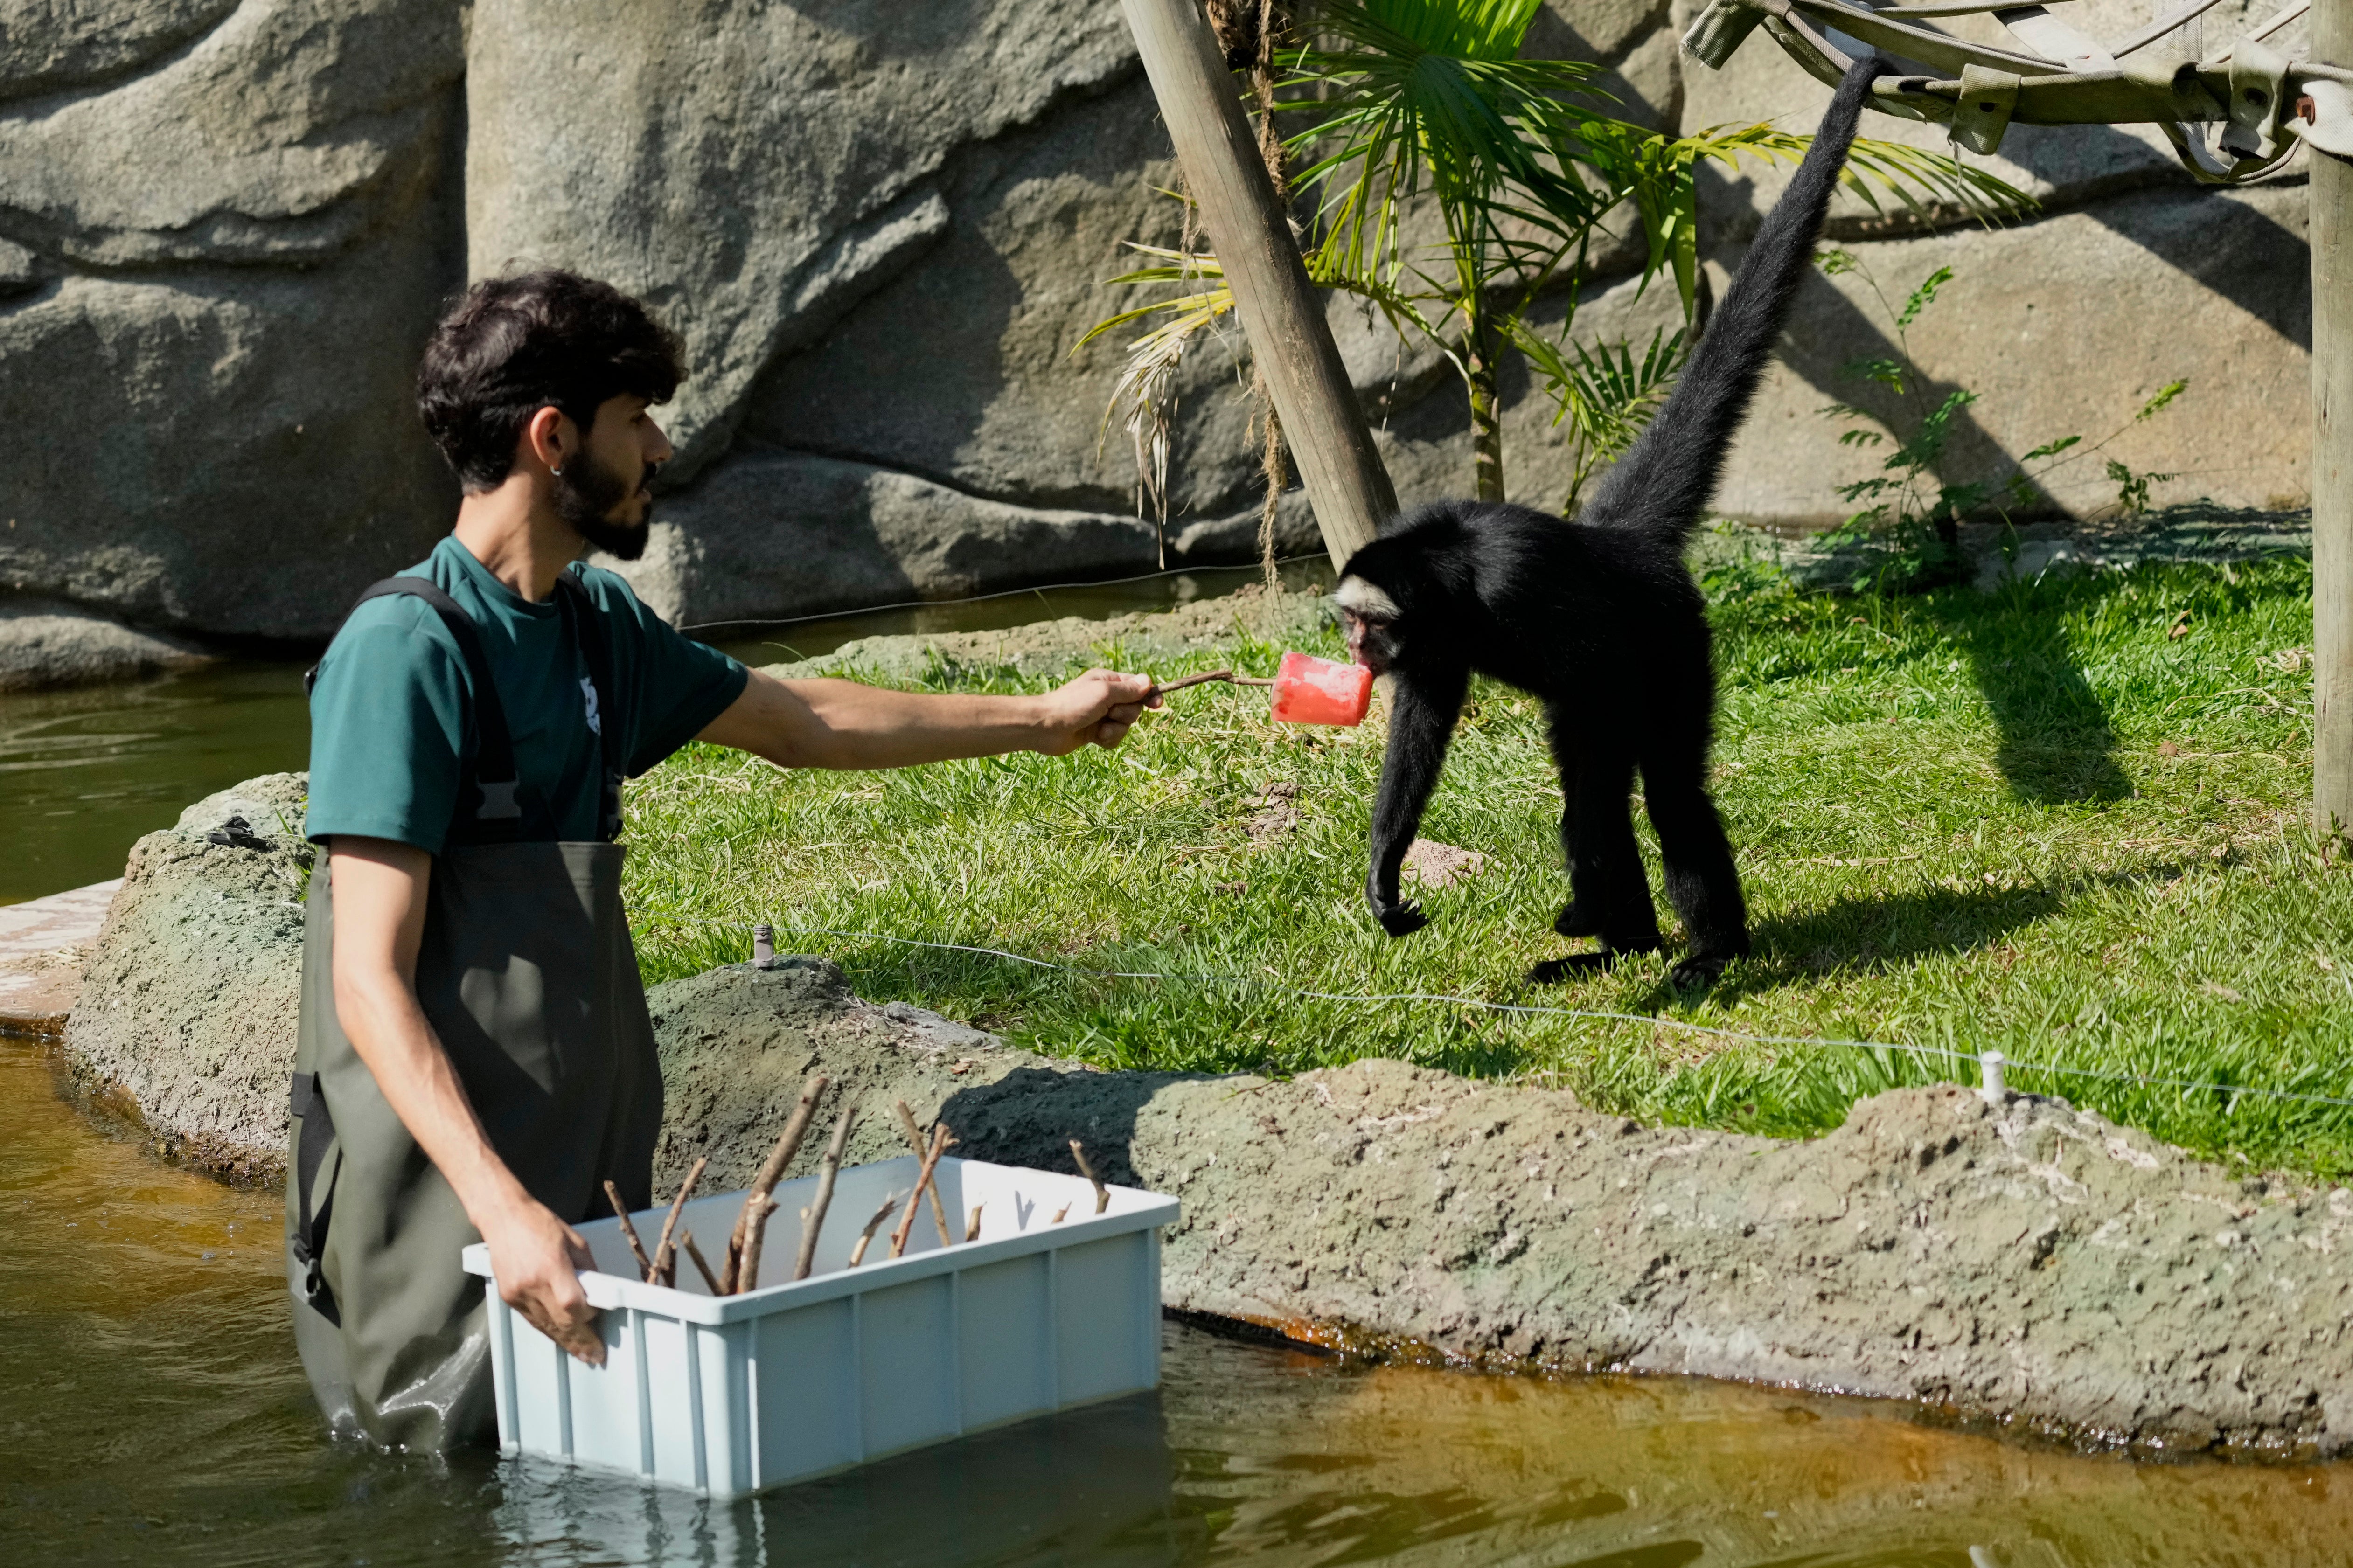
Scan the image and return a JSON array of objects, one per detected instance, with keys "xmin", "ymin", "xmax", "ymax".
[{"xmin": 1331, "ymin": 56, "xmax": 1884, "ymax": 989}]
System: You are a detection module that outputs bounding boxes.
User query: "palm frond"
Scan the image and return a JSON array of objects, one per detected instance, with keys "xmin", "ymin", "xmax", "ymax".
[{"xmin": 1506, "ymin": 318, "xmax": 1690, "ymax": 511}]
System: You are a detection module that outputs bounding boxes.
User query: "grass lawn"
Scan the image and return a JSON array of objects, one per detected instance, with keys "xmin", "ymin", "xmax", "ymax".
[{"xmin": 623, "ymin": 550, "xmax": 2353, "ymax": 1177}]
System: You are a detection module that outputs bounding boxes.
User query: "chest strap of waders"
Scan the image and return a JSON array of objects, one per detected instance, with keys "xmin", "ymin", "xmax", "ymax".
[
  {"xmin": 306, "ymin": 576, "xmax": 536, "ymax": 840},
  {"xmin": 551, "ymin": 569, "xmax": 627, "ymax": 843},
  {"xmin": 288, "ymin": 1069, "xmax": 340, "ymax": 1325}
]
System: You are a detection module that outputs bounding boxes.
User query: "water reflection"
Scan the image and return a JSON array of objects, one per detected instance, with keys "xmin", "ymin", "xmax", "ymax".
[
  {"xmin": 0, "ymin": 661, "xmax": 310, "ymax": 904},
  {"xmin": 489, "ymin": 1328, "xmax": 2353, "ymax": 1568}
]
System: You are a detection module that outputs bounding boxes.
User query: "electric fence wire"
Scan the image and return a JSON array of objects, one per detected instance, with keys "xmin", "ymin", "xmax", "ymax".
[
  {"xmin": 639, "ymin": 916, "xmax": 2353, "ymax": 1114},
  {"xmin": 676, "ymin": 554, "xmax": 1334, "ymax": 637}
]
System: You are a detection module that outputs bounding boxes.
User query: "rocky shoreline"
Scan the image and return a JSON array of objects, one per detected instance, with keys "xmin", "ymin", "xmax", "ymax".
[{"xmin": 14, "ymin": 766, "xmax": 2347, "ymax": 1459}]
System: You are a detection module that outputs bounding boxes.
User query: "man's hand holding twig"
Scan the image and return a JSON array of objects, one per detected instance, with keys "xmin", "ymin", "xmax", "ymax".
[{"xmin": 1032, "ymin": 669, "xmax": 1157, "ymax": 755}]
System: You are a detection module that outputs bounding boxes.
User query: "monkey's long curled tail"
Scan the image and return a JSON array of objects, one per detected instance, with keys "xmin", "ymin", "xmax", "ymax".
[{"xmin": 1581, "ymin": 56, "xmax": 1882, "ymax": 546}]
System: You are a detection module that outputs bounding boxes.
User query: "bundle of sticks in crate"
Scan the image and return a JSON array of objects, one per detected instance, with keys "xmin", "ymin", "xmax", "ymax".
[{"xmin": 603, "ymin": 1074, "xmax": 1113, "ymax": 1293}]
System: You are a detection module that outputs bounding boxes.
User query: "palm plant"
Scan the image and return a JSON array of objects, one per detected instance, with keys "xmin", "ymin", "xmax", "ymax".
[{"xmin": 1081, "ymin": 0, "xmax": 2032, "ymax": 513}]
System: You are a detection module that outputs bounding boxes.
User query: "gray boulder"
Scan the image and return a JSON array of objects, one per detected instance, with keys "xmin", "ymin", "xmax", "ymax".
[
  {"xmin": 0, "ymin": 595, "xmax": 212, "ymax": 691},
  {"xmin": 0, "ymin": 0, "xmax": 461, "ymax": 645},
  {"xmin": 630, "ymin": 450, "xmax": 1322, "ymax": 629},
  {"xmin": 463, "ymin": 0, "xmax": 1139, "ymax": 486},
  {"xmin": 62, "ymin": 773, "xmax": 312, "ymax": 1180}
]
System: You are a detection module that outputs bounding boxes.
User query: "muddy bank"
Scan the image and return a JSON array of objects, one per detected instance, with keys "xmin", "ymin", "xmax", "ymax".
[{"xmin": 645, "ymin": 961, "xmax": 2353, "ymax": 1459}]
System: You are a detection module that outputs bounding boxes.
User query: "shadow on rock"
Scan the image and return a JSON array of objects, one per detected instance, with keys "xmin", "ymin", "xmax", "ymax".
[{"xmin": 941, "ymin": 1064, "xmax": 1203, "ymax": 1187}]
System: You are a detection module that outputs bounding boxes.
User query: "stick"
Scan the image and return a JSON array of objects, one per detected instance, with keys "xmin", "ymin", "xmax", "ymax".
[
  {"xmin": 891, "ymin": 1099, "xmax": 955, "ymax": 1246},
  {"xmin": 604, "ymin": 1180, "xmax": 656, "ymax": 1281},
  {"xmin": 679, "ymin": 1229, "xmax": 724, "ymax": 1295},
  {"xmin": 889, "ymin": 1123, "xmax": 956, "ymax": 1260},
  {"xmin": 732, "ymin": 1199, "xmax": 778, "ymax": 1291},
  {"xmin": 1145, "ymin": 669, "xmax": 1276, "ymax": 698},
  {"xmin": 966, "ymin": 1204, "xmax": 984, "ymax": 1242},
  {"xmin": 792, "ymin": 1106, "xmax": 858, "ymax": 1282},
  {"xmin": 1051, "ymin": 1203, "xmax": 1071, "ymax": 1224},
  {"xmin": 848, "ymin": 1192, "xmax": 902, "ymax": 1267},
  {"xmin": 651, "ymin": 1155, "xmax": 706, "ymax": 1288},
  {"xmin": 725, "ymin": 1075, "xmax": 830, "ymax": 1292},
  {"xmin": 1069, "ymin": 1139, "xmax": 1110, "ymax": 1215}
]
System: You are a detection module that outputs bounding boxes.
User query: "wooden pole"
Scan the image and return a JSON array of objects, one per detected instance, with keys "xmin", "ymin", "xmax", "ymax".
[
  {"xmin": 1120, "ymin": 0, "xmax": 1398, "ymax": 568},
  {"xmin": 2317, "ymin": 0, "xmax": 2353, "ymax": 838}
]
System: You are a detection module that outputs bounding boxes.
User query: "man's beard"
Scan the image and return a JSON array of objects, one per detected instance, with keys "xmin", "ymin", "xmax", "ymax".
[{"xmin": 555, "ymin": 451, "xmax": 654, "ymax": 562}]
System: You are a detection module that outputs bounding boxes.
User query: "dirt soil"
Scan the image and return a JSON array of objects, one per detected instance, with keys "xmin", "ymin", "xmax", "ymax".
[{"xmin": 651, "ymin": 960, "xmax": 2353, "ymax": 1460}]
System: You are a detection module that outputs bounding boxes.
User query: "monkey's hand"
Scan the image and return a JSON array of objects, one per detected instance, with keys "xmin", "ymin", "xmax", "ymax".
[{"xmin": 1368, "ymin": 891, "xmax": 1427, "ymax": 937}]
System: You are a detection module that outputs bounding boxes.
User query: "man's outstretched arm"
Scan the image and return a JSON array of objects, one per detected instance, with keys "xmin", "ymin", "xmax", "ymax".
[
  {"xmin": 327, "ymin": 837, "xmax": 606, "ymax": 1366},
  {"xmin": 697, "ymin": 667, "xmax": 1156, "ymax": 770}
]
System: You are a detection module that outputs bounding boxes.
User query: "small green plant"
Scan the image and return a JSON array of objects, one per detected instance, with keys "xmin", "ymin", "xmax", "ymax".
[{"xmin": 1815, "ymin": 249, "xmax": 2189, "ymax": 590}]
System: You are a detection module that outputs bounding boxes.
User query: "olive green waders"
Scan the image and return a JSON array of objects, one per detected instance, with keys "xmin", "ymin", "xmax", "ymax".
[{"xmin": 286, "ymin": 573, "xmax": 657, "ymax": 1452}]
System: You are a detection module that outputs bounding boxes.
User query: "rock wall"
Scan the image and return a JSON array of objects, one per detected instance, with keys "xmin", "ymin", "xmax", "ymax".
[
  {"xmin": 0, "ymin": 0, "xmax": 2316, "ymax": 663},
  {"xmin": 0, "ymin": 0, "xmax": 464, "ymax": 655}
]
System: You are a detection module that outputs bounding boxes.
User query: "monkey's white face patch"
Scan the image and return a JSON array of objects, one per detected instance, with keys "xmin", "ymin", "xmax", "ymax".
[{"xmin": 1334, "ymin": 576, "xmax": 1401, "ymax": 621}]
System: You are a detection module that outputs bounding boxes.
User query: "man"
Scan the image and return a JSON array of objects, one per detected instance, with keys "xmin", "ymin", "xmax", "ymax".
[{"xmin": 289, "ymin": 270, "xmax": 1156, "ymax": 1450}]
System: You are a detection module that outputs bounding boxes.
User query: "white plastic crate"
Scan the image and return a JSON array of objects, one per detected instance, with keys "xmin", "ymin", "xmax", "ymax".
[{"xmin": 462, "ymin": 1154, "xmax": 1178, "ymax": 1499}]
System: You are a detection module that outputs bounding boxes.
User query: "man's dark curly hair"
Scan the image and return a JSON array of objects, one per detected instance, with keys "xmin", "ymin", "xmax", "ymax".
[{"xmin": 417, "ymin": 270, "xmax": 683, "ymax": 491}]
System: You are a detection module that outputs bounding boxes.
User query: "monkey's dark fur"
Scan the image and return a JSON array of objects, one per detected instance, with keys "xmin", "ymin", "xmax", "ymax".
[{"xmin": 1332, "ymin": 58, "xmax": 1881, "ymax": 988}]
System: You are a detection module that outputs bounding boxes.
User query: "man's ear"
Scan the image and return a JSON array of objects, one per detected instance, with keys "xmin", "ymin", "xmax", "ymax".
[{"xmin": 521, "ymin": 405, "xmax": 572, "ymax": 476}]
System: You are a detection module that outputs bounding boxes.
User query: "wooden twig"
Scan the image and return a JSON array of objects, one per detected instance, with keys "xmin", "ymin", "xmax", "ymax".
[
  {"xmin": 604, "ymin": 1180, "xmax": 656, "ymax": 1281},
  {"xmin": 651, "ymin": 1155, "xmax": 706, "ymax": 1288},
  {"xmin": 890, "ymin": 1123, "xmax": 957, "ymax": 1259},
  {"xmin": 1147, "ymin": 669, "xmax": 1276, "ymax": 698},
  {"xmin": 732, "ymin": 1198, "xmax": 778, "ymax": 1290},
  {"xmin": 1051, "ymin": 1203, "xmax": 1071, "ymax": 1224},
  {"xmin": 1069, "ymin": 1139, "xmax": 1110, "ymax": 1214},
  {"xmin": 792, "ymin": 1106, "xmax": 858, "ymax": 1282},
  {"xmin": 679, "ymin": 1229, "xmax": 724, "ymax": 1295},
  {"xmin": 725, "ymin": 1074, "xmax": 830, "ymax": 1292},
  {"xmin": 891, "ymin": 1099, "xmax": 956, "ymax": 1246},
  {"xmin": 965, "ymin": 1204, "xmax": 985, "ymax": 1242},
  {"xmin": 847, "ymin": 1192, "xmax": 902, "ymax": 1268}
]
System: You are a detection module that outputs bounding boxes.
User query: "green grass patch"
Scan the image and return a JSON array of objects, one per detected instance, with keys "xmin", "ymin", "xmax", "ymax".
[{"xmin": 623, "ymin": 554, "xmax": 2353, "ymax": 1176}]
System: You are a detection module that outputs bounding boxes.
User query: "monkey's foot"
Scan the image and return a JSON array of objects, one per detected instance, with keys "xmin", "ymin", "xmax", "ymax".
[
  {"xmin": 1372, "ymin": 899, "xmax": 1427, "ymax": 937},
  {"xmin": 1552, "ymin": 901, "xmax": 1602, "ymax": 938},
  {"xmin": 1528, "ymin": 952, "xmax": 1613, "ymax": 985},
  {"xmin": 1668, "ymin": 954, "xmax": 1730, "ymax": 991}
]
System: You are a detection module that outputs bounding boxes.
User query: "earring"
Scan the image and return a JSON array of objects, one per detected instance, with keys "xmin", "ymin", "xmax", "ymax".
[{"xmin": 550, "ymin": 466, "xmax": 564, "ymax": 477}]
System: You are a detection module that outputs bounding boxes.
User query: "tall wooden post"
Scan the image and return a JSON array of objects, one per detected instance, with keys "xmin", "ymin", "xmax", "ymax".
[
  {"xmin": 2318, "ymin": 0, "xmax": 2353, "ymax": 836},
  {"xmin": 1120, "ymin": 0, "xmax": 1398, "ymax": 568}
]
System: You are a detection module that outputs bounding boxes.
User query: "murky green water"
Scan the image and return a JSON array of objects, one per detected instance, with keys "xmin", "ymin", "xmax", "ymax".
[
  {"xmin": 0, "ymin": 563, "xmax": 1309, "ymax": 907},
  {"xmin": 8, "ymin": 565, "xmax": 2353, "ymax": 1564}
]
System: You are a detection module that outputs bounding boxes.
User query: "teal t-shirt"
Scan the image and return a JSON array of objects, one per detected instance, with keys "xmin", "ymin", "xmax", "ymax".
[{"xmin": 305, "ymin": 536, "xmax": 748, "ymax": 853}]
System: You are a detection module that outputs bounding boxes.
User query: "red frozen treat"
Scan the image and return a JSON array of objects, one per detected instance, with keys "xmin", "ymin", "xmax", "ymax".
[{"xmin": 1269, "ymin": 651, "xmax": 1373, "ymax": 727}]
